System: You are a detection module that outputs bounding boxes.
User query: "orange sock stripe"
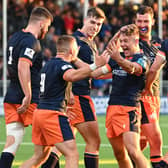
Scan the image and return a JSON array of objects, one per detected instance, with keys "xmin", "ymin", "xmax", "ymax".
[
  {"xmin": 150, "ymin": 157, "xmax": 162, "ymax": 162},
  {"xmin": 84, "ymin": 151, "xmax": 99, "ymax": 155},
  {"xmin": 84, "ymin": 152, "xmax": 99, "ymax": 158}
]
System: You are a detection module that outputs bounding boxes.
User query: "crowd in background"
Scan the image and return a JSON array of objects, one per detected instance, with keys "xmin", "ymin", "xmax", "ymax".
[{"xmin": 0, "ymin": 0, "xmax": 168, "ymax": 96}]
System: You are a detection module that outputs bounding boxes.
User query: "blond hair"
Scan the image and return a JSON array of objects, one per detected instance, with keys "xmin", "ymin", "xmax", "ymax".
[
  {"xmin": 120, "ymin": 24, "xmax": 139, "ymax": 37},
  {"xmin": 56, "ymin": 35, "xmax": 76, "ymax": 53}
]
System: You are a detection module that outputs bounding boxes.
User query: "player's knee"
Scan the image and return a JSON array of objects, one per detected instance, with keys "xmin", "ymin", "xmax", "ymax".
[
  {"xmin": 86, "ymin": 136, "xmax": 101, "ymax": 150},
  {"xmin": 92, "ymin": 136, "xmax": 101, "ymax": 149},
  {"xmin": 114, "ymin": 149, "xmax": 127, "ymax": 161},
  {"xmin": 127, "ymin": 148, "xmax": 139, "ymax": 160},
  {"xmin": 3, "ymin": 122, "xmax": 25, "ymax": 154},
  {"xmin": 66, "ymin": 149, "xmax": 79, "ymax": 160}
]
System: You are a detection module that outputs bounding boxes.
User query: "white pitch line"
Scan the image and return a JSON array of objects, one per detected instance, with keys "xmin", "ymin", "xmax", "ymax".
[
  {"xmin": 98, "ymin": 123, "xmax": 168, "ymax": 127},
  {"xmin": 0, "ymin": 142, "xmax": 168, "ymax": 148}
]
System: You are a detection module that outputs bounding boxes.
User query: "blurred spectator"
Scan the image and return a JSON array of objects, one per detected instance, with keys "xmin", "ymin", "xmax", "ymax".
[
  {"xmin": 62, "ymin": 10, "xmax": 75, "ymax": 34},
  {"xmin": 52, "ymin": 5, "xmax": 66, "ymax": 35},
  {"xmin": 42, "ymin": 48, "xmax": 53, "ymax": 66},
  {"xmin": 0, "ymin": 0, "xmax": 168, "ymax": 96}
]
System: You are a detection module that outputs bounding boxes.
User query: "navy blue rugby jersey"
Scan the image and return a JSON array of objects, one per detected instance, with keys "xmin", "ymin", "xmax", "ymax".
[
  {"xmin": 72, "ymin": 30, "xmax": 96, "ymax": 95},
  {"xmin": 37, "ymin": 57, "xmax": 73, "ymax": 112},
  {"xmin": 139, "ymin": 37, "xmax": 162, "ymax": 96},
  {"xmin": 4, "ymin": 30, "xmax": 42, "ymax": 104},
  {"xmin": 108, "ymin": 53, "xmax": 149, "ymax": 107}
]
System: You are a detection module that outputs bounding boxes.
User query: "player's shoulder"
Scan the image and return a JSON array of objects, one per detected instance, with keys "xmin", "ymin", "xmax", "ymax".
[
  {"xmin": 46, "ymin": 58, "xmax": 72, "ymax": 68},
  {"xmin": 73, "ymin": 30, "xmax": 86, "ymax": 44},
  {"xmin": 151, "ymin": 36, "xmax": 162, "ymax": 47},
  {"xmin": 21, "ymin": 32, "xmax": 37, "ymax": 45}
]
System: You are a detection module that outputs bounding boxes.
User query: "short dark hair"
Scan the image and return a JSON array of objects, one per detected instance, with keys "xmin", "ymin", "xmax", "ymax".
[
  {"xmin": 29, "ymin": 7, "xmax": 53, "ymax": 22},
  {"xmin": 136, "ymin": 5, "xmax": 154, "ymax": 18},
  {"xmin": 87, "ymin": 7, "xmax": 106, "ymax": 20}
]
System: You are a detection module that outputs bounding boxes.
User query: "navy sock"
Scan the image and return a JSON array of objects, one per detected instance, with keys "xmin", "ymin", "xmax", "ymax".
[
  {"xmin": 0, "ymin": 152, "xmax": 14, "ymax": 168},
  {"xmin": 41, "ymin": 152, "xmax": 60, "ymax": 168},
  {"xmin": 84, "ymin": 152, "xmax": 99, "ymax": 168},
  {"xmin": 150, "ymin": 156, "xmax": 168, "ymax": 168},
  {"xmin": 159, "ymin": 160, "xmax": 168, "ymax": 168}
]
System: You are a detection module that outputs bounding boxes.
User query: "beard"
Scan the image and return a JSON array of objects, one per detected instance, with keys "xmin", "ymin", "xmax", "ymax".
[{"xmin": 38, "ymin": 29, "xmax": 46, "ymax": 39}]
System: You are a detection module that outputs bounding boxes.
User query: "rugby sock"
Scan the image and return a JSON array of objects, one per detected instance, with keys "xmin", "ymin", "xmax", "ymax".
[
  {"xmin": 0, "ymin": 152, "xmax": 14, "ymax": 168},
  {"xmin": 84, "ymin": 152, "xmax": 99, "ymax": 168},
  {"xmin": 159, "ymin": 160, "xmax": 168, "ymax": 168},
  {"xmin": 41, "ymin": 152, "xmax": 60, "ymax": 168},
  {"xmin": 150, "ymin": 155, "xmax": 168, "ymax": 168}
]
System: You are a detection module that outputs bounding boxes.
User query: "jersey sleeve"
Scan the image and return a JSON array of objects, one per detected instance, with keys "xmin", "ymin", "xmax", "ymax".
[
  {"xmin": 59, "ymin": 62, "xmax": 73, "ymax": 78},
  {"xmin": 19, "ymin": 37, "xmax": 38, "ymax": 65},
  {"xmin": 135, "ymin": 55, "xmax": 149, "ymax": 74}
]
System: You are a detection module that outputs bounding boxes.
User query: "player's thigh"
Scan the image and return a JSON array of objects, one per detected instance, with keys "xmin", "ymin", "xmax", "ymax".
[
  {"xmin": 75, "ymin": 120, "xmax": 100, "ymax": 142},
  {"xmin": 123, "ymin": 131, "xmax": 140, "ymax": 152},
  {"xmin": 55, "ymin": 139, "xmax": 78, "ymax": 157},
  {"xmin": 108, "ymin": 134, "xmax": 126, "ymax": 158},
  {"xmin": 33, "ymin": 145, "xmax": 52, "ymax": 160}
]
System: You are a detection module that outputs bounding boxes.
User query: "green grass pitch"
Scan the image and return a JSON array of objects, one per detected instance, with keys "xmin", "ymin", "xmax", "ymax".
[{"xmin": 0, "ymin": 115, "xmax": 168, "ymax": 168}]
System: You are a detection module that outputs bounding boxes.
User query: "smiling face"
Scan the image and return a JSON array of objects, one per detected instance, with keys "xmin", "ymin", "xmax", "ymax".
[
  {"xmin": 120, "ymin": 34, "xmax": 137, "ymax": 57},
  {"xmin": 135, "ymin": 11, "xmax": 155, "ymax": 39},
  {"xmin": 83, "ymin": 16, "xmax": 104, "ymax": 40},
  {"xmin": 119, "ymin": 24, "xmax": 139, "ymax": 57}
]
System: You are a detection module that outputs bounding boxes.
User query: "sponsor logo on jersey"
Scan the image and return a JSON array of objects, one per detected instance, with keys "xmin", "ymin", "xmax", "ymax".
[
  {"xmin": 61, "ymin": 64, "xmax": 73, "ymax": 70},
  {"xmin": 24, "ymin": 48, "xmax": 35, "ymax": 59},
  {"xmin": 112, "ymin": 69, "xmax": 127, "ymax": 76}
]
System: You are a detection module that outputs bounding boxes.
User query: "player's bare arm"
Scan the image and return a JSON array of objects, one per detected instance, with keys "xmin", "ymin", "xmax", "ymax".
[
  {"xmin": 63, "ymin": 67, "xmax": 92, "ymax": 82},
  {"xmin": 144, "ymin": 51, "xmax": 166, "ymax": 95},
  {"xmin": 17, "ymin": 60, "xmax": 32, "ymax": 114}
]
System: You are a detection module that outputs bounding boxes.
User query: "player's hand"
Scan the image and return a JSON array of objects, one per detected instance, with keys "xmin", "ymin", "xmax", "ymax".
[
  {"xmin": 106, "ymin": 41, "xmax": 120, "ymax": 61},
  {"xmin": 17, "ymin": 96, "xmax": 31, "ymax": 114},
  {"xmin": 66, "ymin": 106, "xmax": 76, "ymax": 120},
  {"xmin": 68, "ymin": 91, "xmax": 75, "ymax": 105},
  {"xmin": 141, "ymin": 87, "xmax": 153, "ymax": 96},
  {"xmin": 95, "ymin": 50, "xmax": 110, "ymax": 67}
]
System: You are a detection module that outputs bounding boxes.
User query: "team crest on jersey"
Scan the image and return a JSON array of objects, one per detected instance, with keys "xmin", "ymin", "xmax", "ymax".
[
  {"xmin": 61, "ymin": 64, "xmax": 72, "ymax": 70},
  {"xmin": 24, "ymin": 48, "xmax": 35, "ymax": 59}
]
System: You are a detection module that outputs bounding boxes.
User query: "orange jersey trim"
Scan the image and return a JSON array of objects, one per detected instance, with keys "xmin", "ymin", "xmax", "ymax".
[
  {"xmin": 106, "ymin": 64, "xmax": 112, "ymax": 72},
  {"xmin": 19, "ymin": 57, "xmax": 32, "ymax": 66}
]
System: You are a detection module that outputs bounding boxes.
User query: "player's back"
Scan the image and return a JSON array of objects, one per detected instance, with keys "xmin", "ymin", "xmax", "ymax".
[{"xmin": 38, "ymin": 57, "xmax": 73, "ymax": 112}]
